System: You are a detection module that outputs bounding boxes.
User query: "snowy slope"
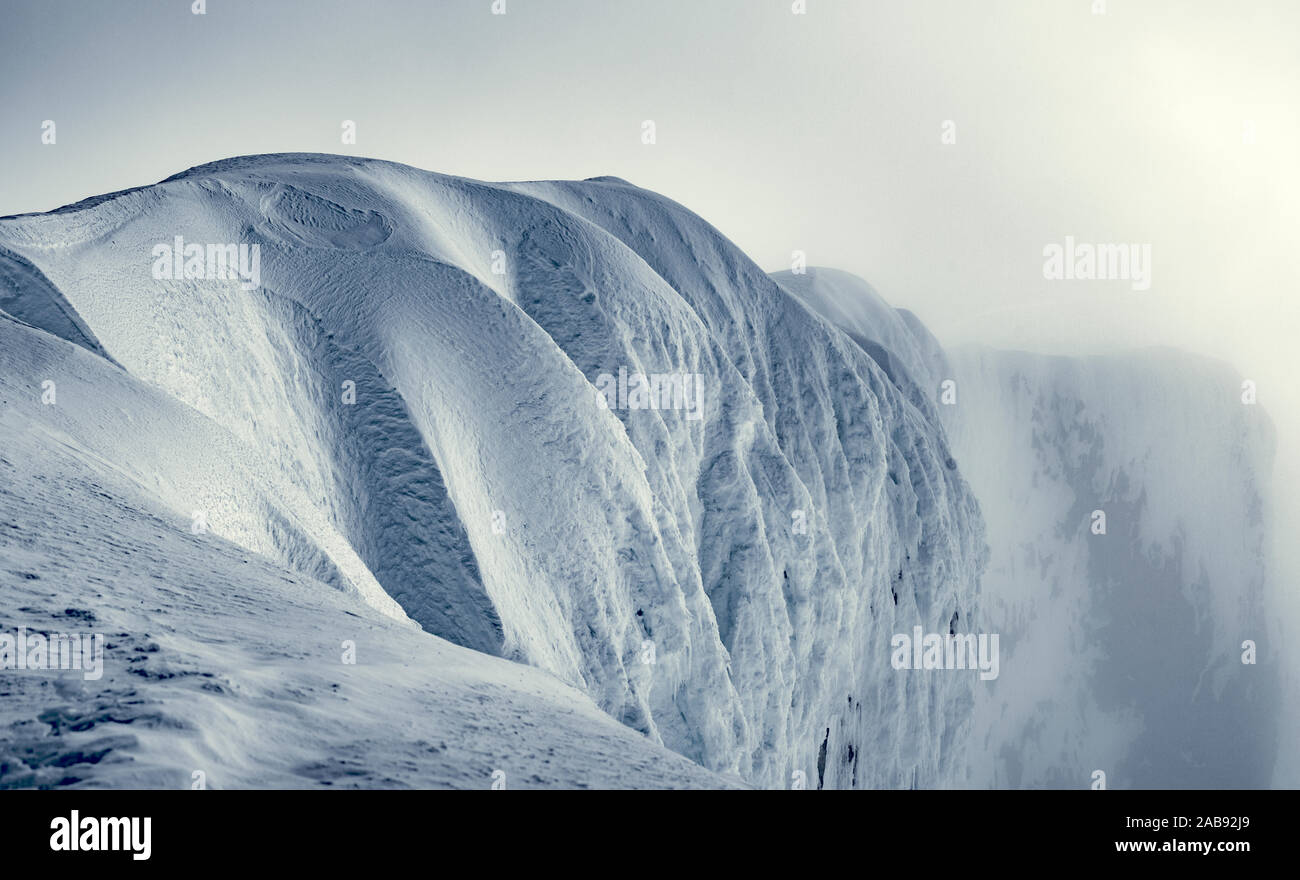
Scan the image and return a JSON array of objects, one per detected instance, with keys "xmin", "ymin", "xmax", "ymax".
[
  {"xmin": 772, "ymin": 267, "xmax": 947, "ymax": 399},
  {"xmin": 0, "ymin": 155, "xmax": 985, "ymax": 788},
  {"xmin": 0, "ymin": 313, "xmax": 738, "ymax": 789},
  {"xmin": 777, "ymin": 267, "xmax": 1280, "ymax": 789}
]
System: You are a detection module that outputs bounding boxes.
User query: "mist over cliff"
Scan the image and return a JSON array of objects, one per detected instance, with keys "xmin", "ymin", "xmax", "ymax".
[{"xmin": 779, "ymin": 266, "xmax": 1280, "ymax": 789}]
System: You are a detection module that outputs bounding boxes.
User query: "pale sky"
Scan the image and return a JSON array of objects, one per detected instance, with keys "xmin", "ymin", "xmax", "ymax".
[{"xmin": 2, "ymin": 0, "xmax": 1296, "ymax": 420}]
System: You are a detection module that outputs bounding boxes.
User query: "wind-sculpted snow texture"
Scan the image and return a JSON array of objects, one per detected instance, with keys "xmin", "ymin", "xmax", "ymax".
[
  {"xmin": 0, "ymin": 155, "xmax": 985, "ymax": 789},
  {"xmin": 779, "ymin": 267, "xmax": 1280, "ymax": 789}
]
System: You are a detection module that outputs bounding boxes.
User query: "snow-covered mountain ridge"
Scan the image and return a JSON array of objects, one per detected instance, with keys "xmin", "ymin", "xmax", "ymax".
[
  {"xmin": 1, "ymin": 154, "xmax": 985, "ymax": 789},
  {"xmin": 3, "ymin": 155, "xmax": 1276, "ymax": 788}
]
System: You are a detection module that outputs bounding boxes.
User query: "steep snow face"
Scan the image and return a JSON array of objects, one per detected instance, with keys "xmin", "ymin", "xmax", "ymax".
[
  {"xmin": 0, "ymin": 155, "xmax": 986, "ymax": 788},
  {"xmin": 781, "ymin": 267, "xmax": 1280, "ymax": 789},
  {"xmin": 772, "ymin": 267, "xmax": 947, "ymax": 399}
]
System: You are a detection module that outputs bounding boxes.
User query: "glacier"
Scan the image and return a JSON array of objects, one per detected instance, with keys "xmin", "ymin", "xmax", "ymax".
[{"xmin": 0, "ymin": 154, "xmax": 1279, "ymax": 788}]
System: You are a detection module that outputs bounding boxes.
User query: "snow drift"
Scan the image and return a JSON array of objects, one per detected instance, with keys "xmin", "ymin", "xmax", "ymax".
[{"xmin": 0, "ymin": 312, "xmax": 737, "ymax": 789}]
